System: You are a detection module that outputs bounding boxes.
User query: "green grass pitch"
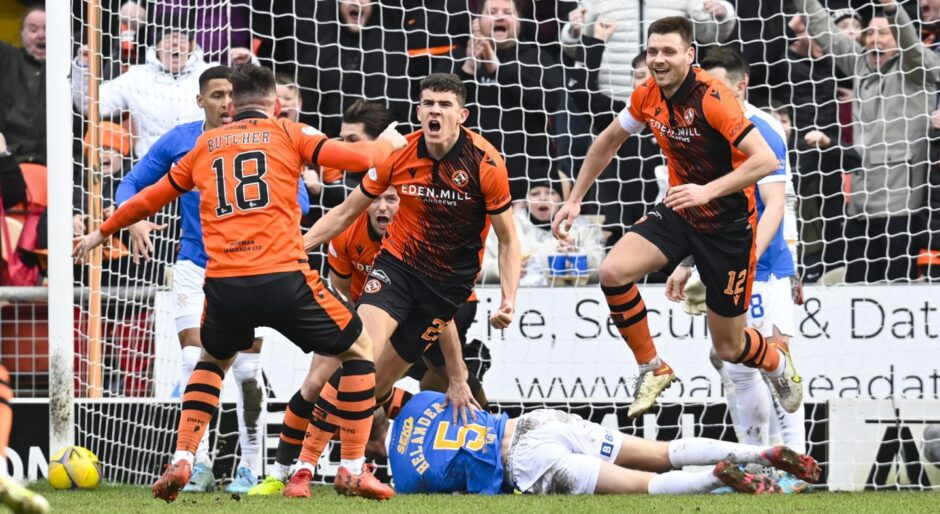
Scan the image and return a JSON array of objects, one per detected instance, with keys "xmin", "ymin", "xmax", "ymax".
[{"xmin": 31, "ymin": 483, "xmax": 940, "ymax": 513}]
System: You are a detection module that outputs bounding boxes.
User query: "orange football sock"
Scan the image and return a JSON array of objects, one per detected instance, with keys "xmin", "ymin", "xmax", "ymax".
[
  {"xmin": 277, "ymin": 390, "xmax": 314, "ymax": 466},
  {"xmin": 733, "ymin": 327, "xmax": 781, "ymax": 372},
  {"xmin": 602, "ymin": 283, "xmax": 658, "ymax": 364},
  {"xmin": 334, "ymin": 360, "xmax": 376, "ymax": 461},
  {"xmin": 176, "ymin": 361, "xmax": 223, "ymax": 454}
]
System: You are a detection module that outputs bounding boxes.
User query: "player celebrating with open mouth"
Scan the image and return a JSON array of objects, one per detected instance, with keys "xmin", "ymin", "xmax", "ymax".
[
  {"xmin": 552, "ymin": 16, "xmax": 803, "ymax": 418},
  {"xmin": 286, "ymin": 73, "xmax": 520, "ymax": 499}
]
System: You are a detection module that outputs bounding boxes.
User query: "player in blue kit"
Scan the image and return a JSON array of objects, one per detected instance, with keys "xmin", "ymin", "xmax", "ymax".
[
  {"xmin": 113, "ymin": 66, "xmax": 310, "ymax": 493},
  {"xmin": 379, "ymin": 390, "xmax": 819, "ymax": 495},
  {"xmin": 666, "ymin": 48, "xmax": 807, "ymax": 493}
]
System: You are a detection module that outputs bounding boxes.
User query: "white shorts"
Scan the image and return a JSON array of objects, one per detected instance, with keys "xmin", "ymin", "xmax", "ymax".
[
  {"xmin": 505, "ymin": 409, "xmax": 622, "ymax": 495},
  {"xmin": 172, "ymin": 259, "xmax": 270, "ymax": 339},
  {"xmin": 747, "ymin": 274, "xmax": 795, "ymax": 338}
]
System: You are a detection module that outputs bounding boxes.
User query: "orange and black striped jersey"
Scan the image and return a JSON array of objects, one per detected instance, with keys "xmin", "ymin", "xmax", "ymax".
[
  {"xmin": 359, "ymin": 127, "xmax": 511, "ymax": 283},
  {"xmin": 327, "ymin": 212, "xmax": 382, "ymax": 302},
  {"xmin": 100, "ymin": 111, "xmax": 393, "ymax": 278},
  {"xmin": 625, "ymin": 67, "xmax": 756, "ymax": 233}
]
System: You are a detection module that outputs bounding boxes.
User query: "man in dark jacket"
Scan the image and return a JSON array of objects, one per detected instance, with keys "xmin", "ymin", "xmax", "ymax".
[
  {"xmin": 0, "ymin": 6, "xmax": 46, "ymax": 164},
  {"xmin": 435, "ymin": 0, "xmax": 563, "ymax": 200},
  {"xmin": 296, "ymin": 0, "xmax": 411, "ymax": 137}
]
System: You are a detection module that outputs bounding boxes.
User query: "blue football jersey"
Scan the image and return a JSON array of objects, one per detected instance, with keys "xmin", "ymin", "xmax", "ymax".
[
  {"xmin": 388, "ymin": 391, "xmax": 507, "ymax": 494},
  {"xmin": 745, "ymin": 104, "xmax": 796, "ymax": 281}
]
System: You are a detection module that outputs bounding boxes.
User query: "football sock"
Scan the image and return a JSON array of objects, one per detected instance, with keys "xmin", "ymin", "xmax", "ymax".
[
  {"xmin": 179, "ymin": 346, "xmax": 212, "ymax": 466},
  {"xmin": 334, "ymin": 360, "xmax": 376, "ymax": 474},
  {"xmin": 176, "ymin": 361, "xmax": 224, "ymax": 455},
  {"xmin": 647, "ymin": 469, "xmax": 722, "ymax": 495},
  {"xmin": 733, "ymin": 328, "xmax": 781, "ymax": 373},
  {"xmin": 711, "ymin": 352, "xmax": 747, "ymax": 441},
  {"xmin": 232, "ymin": 352, "xmax": 265, "ymax": 475},
  {"xmin": 725, "ymin": 363, "xmax": 770, "ymax": 446},
  {"xmin": 0, "ymin": 365, "xmax": 11, "ymax": 458},
  {"xmin": 379, "ymin": 387, "xmax": 412, "ymax": 419},
  {"xmin": 277, "ymin": 390, "xmax": 314, "ymax": 467},
  {"xmin": 299, "ymin": 371, "xmax": 342, "ymax": 468},
  {"xmin": 180, "ymin": 346, "xmax": 201, "ymax": 385},
  {"xmin": 667, "ymin": 438, "xmax": 764, "ymax": 468},
  {"xmin": 269, "ymin": 462, "xmax": 291, "ymax": 482},
  {"xmin": 769, "ymin": 387, "xmax": 806, "ymax": 453},
  {"xmin": 602, "ymin": 283, "xmax": 657, "ymax": 365}
]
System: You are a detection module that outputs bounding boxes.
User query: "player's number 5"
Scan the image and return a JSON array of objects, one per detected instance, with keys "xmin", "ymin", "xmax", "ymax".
[{"xmin": 433, "ymin": 421, "xmax": 486, "ymax": 451}]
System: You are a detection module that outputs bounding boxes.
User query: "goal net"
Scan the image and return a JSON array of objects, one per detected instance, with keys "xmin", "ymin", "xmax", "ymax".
[{"xmin": 51, "ymin": 0, "xmax": 940, "ymax": 490}]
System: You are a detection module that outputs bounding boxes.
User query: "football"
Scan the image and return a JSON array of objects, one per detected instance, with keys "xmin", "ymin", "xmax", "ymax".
[
  {"xmin": 48, "ymin": 446, "xmax": 102, "ymax": 490},
  {"xmin": 924, "ymin": 424, "xmax": 940, "ymax": 467}
]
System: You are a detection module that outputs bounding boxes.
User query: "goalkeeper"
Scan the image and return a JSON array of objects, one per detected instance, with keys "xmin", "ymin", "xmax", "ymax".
[
  {"xmin": 379, "ymin": 390, "xmax": 819, "ymax": 495},
  {"xmin": 114, "ymin": 65, "xmax": 310, "ymax": 494},
  {"xmin": 666, "ymin": 48, "xmax": 807, "ymax": 494}
]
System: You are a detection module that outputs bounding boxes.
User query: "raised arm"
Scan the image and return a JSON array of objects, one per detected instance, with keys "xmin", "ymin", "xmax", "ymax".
[
  {"xmin": 313, "ymin": 139, "xmax": 394, "ymax": 172},
  {"xmin": 883, "ymin": 2, "xmax": 940, "ymax": 84},
  {"xmin": 794, "ymin": 0, "xmax": 863, "ymax": 76}
]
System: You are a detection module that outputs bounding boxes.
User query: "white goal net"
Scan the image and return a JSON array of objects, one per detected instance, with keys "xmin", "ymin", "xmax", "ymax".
[{"xmin": 46, "ymin": 0, "xmax": 940, "ymax": 491}]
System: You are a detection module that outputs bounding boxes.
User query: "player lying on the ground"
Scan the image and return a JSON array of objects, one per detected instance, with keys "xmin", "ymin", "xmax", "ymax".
[
  {"xmin": 73, "ymin": 63, "xmax": 408, "ymax": 503},
  {"xmin": 375, "ymin": 390, "xmax": 820, "ymax": 495},
  {"xmin": 0, "ymin": 365, "xmax": 50, "ymax": 514}
]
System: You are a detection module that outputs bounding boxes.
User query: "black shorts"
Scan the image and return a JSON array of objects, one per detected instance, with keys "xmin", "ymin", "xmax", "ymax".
[
  {"xmin": 629, "ymin": 203, "xmax": 756, "ymax": 317},
  {"xmin": 201, "ymin": 270, "xmax": 361, "ymax": 360},
  {"xmin": 408, "ymin": 300, "xmax": 479, "ymax": 375},
  {"xmin": 359, "ymin": 253, "xmax": 473, "ymax": 363}
]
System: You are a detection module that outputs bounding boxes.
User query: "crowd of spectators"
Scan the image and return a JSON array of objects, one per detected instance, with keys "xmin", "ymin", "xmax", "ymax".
[{"xmin": 6, "ymin": 0, "xmax": 940, "ymax": 288}]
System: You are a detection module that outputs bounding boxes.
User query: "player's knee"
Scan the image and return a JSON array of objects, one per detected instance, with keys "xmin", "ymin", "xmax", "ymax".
[
  {"xmin": 178, "ymin": 329, "xmax": 201, "ymax": 349},
  {"xmin": 598, "ymin": 260, "xmax": 635, "ymax": 286},
  {"xmin": 339, "ymin": 330, "xmax": 373, "ymax": 362},
  {"xmin": 712, "ymin": 339, "xmax": 743, "ymax": 363}
]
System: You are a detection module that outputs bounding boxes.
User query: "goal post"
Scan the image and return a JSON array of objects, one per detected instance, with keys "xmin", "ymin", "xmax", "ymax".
[{"xmin": 46, "ymin": 0, "xmax": 75, "ymax": 454}]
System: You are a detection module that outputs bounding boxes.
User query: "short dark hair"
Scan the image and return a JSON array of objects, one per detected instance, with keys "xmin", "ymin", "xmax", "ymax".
[
  {"xmin": 647, "ymin": 16, "xmax": 694, "ymax": 47},
  {"xmin": 343, "ymin": 99, "xmax": 396, "ymax": 140},
  {"xmin": 198, "ymin": 65, "xmax": 232, "ymax": 92},
  {"xmin": 419, "ymin": 73, "xmax": 467, "ymax": 106},
  {"xmin": 632, "ymin": 50, "xmax": 647, "ymax": 69},
  {"xmin": 700, "ymin": 47, "xmax": 750, "ymax": 81},
  {"xmin": 229, "ymin": 64, "xmax": 277, "ymax": 105}
]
